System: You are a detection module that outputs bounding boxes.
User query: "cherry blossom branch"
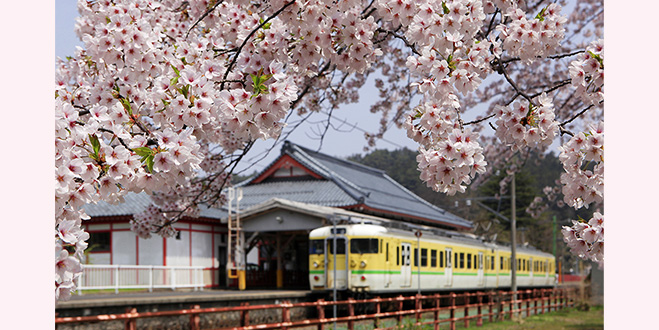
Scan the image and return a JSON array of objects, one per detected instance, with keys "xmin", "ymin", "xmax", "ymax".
[
  {"xmin": 464, "ymin": 113, "xmax": 496, "ymax": 126},
  {"xmin": 493, "ymin": 57, "xmax": 533, "ymax": 104},
  {"xmin": 220, "ymin": 1, "xmax": 296, "ymax": 90},
  {"xmin": 528, "ymin": 78, "xmax": 572, "ymax": 99},
  {"xmin": 186, "ymin": 0, "xmax": 226, "ymax": 39},
  {"xmin": 560, "ymin": 103, "xmax": 597, "ymax": 127},
  {"xmin": 501, "ymin": 50, "xmax": 584, "ymax": 65}
]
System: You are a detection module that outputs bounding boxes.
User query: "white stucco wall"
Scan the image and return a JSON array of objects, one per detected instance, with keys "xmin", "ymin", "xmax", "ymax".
[{"xmin": 112, "ymin": 231, "xmax": 136, "ymax": 264}]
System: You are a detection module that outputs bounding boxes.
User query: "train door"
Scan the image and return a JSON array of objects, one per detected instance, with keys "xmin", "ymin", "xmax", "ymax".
[
  {"xmin": 529, "ymin": 257, "xmax": 534, "ymax": 286},
  {"xmin": 477, "ymin": 252, "xmax": 484, "ymax": 286},
  {"xmin": 400, "ymin": 243, "xmax": 412, "ymax": 287},
  {"xmin": 324, "ymin": 236, "xmax": 348, "ymax": 289},
  {"xmin": 444, "ymin": 248, "xmax": 453, "ymax": 287}
]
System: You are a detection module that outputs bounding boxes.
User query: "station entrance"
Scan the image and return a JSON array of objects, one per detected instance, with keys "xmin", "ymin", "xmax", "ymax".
[{"xmin": 223, "ymin": 200, "xmax": 327, "ymax": 290}]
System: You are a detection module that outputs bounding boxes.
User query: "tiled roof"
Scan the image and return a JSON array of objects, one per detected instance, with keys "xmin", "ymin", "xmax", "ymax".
[
  {"xmin": 83, "ymin": 191, "xmax": 225, "ymax": 221},
  {"xmin": 237, "ymin": 141, "xmax": 472, "ymax": 230}
]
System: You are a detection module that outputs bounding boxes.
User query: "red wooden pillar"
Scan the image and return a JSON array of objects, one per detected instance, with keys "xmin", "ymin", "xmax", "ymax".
[
  {"xmin": 282, "ymin": 301, "xmax": 291, "ymax": 330},
  {"xmin": 397, "ymin": 295, "xmax": 404, "ymax": 325},
  {"xmin": 476, "ymin": 292, "xmax": 483, "ymax": 326},
  {"xmin": 124, "ymin": 308, "xmax": 137, "ymax": 330},
  {"xmin": 434, "ymin": 294, "xmax": 440, "ymax": 330},
  {"xmin": 449, "ymin": 292, "xmax": 456, "ymax": 330},
  {"xmin": 316, "ymin": 299, "xmax": 325, "ymax": 330},
  {"xmin": 463, "ymin": 292, "xmax": 470, "ymax": 328},
  {"xmin": 240, "ymin": 302, "xmax": 250, "ymax": 327},
  {"xmin": 190, "ymin": 305, "xmax": 200, "ymax": 330},
  {"xmin": 347, "ymin": 298, "xmax": 355, "ymax": 330}
]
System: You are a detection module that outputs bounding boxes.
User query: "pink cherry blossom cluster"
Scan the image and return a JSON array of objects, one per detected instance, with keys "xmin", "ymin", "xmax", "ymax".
[
  {"xmin": 494, "ymin": 94, "xmax": 559, "ymax": 152},
  {"xmin": 496, "ymin": 2, "xmax": 567, "ymax": 64},
  {"xmin": 415, "ymin": 127, "xmax": 487, "ymax": 195},
  {"xmin": 559, "ymin": 121, "xmax": 604, "ymax": 266},
  {"xmin": 569, "ymin": 39, "xmax": 604, "ymax": 106},
  {"xmin": 561, "ymin": 212, "xmax": 603, "ymax": 268},
  {"xmin": 559, "ymin": 121, "xmax": 604, "ymax": 209}
]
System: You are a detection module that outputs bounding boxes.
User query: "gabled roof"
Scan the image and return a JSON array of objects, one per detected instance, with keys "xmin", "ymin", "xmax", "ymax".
[{"xmin": 234, "ymin": 141, "xmax": 472, "ymax": 230}]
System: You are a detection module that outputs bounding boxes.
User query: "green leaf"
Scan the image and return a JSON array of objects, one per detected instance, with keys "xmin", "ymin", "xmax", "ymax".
[
  {"xmin": 145, "ymin": 154, "xmax": 154, "ymax": 173},
  {"xmin": 89, "ymin": 134, "xmax": 101, "ymax": 156},
  {"xmin": 133, "ymin": 147, "xmax": 154, "ymax": 159},
  {"xmin": 171, "ymin": 64, "xmax": 181, "ymax": 77},
  {"xmin": 535, "ymin": 7, "xmax": 547, "ymax": 21},
  {"xmin": 442, "ymin": 2, "xmax": 450, "ymax": 14},
  {"xmin": 587, "ymin": 51, "xmax": 604, "ymax": 68},
  {"xmin": 120, "ymin": 98, "xmax": 133, "ymax": 116}
]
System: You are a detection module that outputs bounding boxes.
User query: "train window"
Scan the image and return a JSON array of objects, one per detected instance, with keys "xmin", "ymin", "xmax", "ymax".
[
  {"xmin": 386, "ymin": 243, "xmax": 389, "ymax": 262},
  {"xmin": 414, "ymin": 248, "xmax": 418, "ymax": 267},
  {"xmin": 500, "ymin": 257, "xmax": 504, "ymax": 270},
  {"xmin": 459, "ymin": 252, "xmax": 465, "ymax": 269},
  {"xmin": 440, "ymin": 251, "xmax": 444, "ymax": 268},
  {"xmin": 467, "ymin": 253, "xmax": 472, "ymax": 269},
  {"xmin": 431, "ymin": 250, "xmax": 437, "ymax": 268},
  {"xmin": 491, "ymin": 256, "xmax": 495, "ymax": 270},
  {"xmin": 396, "ymin": 246, "xmax": 400, "ymax": 266},
  {"xmin": 474, "ymin": 255, "xmax": 478, "ymax": 269},
  {"xmin": 327, "ymin": 239, "xmax": 345, "ymax": 254},
  {"xmin": 350, "ymin": 238, "xmax": 378, "ymax": 254},
  {"xmin": 309, "ymin": 240, "xmax": 324, "ymax": 254},
  {"xmin": 421, "ymin": 248, "xmax": 428, "ymax": 267}
]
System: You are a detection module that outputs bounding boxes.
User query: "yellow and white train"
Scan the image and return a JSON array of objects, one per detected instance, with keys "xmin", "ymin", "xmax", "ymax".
[{"xmin": 309, "ymin": 223, "xmax": 555, "ymax": 295}]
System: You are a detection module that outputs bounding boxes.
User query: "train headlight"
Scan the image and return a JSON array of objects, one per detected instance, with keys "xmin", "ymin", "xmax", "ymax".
[
  {"xmin": 313, "ymin": 261, "xmax": 319, "ymax": 268},
  {"xmin": 360, "ymin": 260, "xmax": 367, "ymax": 268}
]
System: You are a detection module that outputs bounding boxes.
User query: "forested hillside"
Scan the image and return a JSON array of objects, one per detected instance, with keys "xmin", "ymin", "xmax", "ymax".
[{"xmin": 348, "ymin": 148, "xmax": 594, "ymax": 256}]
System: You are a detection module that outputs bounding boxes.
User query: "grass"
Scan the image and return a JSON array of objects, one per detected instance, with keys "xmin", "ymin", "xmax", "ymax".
[
  {"xmin": 315, "ymin": 306, "xmax": 603, "ymax": 330},
  {"xmin": 453, "ymin": 305, "xmax": 604, "ymax": 330}
]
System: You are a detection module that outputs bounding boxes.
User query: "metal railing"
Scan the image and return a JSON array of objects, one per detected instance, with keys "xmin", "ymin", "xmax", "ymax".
[
  {"xmin": 77, "ymin": 264, "xmax": 206, "ymax": 294},
  {"xmin": 57, "ymin": 288, "xmax": 576, "ymax": 329}
]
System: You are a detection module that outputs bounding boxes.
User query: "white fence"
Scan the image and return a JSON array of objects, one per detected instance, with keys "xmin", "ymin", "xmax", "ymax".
[{"xmin": 77, "ymin": 264, "xmax": 206, "ymax": 294}]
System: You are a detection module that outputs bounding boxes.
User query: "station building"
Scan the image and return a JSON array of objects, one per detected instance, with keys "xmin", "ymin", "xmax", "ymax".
[{"xmin": 81, "ymin": 141, "xmax": 472, "ymax": 289}]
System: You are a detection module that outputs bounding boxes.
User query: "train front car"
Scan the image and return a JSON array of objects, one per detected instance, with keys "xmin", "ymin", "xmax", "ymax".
[{"xmin": 309, "ymin": 224, "xmax": 389, "ymax": 296}]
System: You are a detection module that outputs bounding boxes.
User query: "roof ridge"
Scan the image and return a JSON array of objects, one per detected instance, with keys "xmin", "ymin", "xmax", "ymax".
[
  {"xmin": 287, "ymin": 143, "xmax": 370, "ymax": 201},
  {"xmin": 289, "ymin": 142, "xmax": 387, "ymax": 175}
]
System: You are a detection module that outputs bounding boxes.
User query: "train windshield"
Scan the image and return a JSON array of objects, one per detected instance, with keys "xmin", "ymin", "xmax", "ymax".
[
  {"xmin": 327, "ymin": 238, "xmax": 346, "ymax": 254},
  {"xmin": 350, "ymin": 238, "xmax": 379, "ymax": 254},
  {"xmin": 309, "ymin": 239, "xmax": 324, "ymax": 254}
]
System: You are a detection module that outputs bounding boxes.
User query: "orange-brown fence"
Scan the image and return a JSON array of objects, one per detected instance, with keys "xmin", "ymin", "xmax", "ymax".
[{"xmin": 56, "ymin": 288, "xmax": 575, "ymax": 330}]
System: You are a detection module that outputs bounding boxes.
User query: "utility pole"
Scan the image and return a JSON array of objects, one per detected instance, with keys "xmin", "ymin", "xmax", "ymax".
[{"xmin": 511, "ymin": 172, "xmax": 518, "ymax": 306}]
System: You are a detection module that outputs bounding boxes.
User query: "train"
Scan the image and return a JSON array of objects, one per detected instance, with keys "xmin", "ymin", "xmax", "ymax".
[{"xmin": 308, "ymin": 222, "xmax": 556, "ymax": 296}]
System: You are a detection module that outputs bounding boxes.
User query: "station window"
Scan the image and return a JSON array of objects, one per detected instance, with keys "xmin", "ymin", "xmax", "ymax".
[
  {"xmin": 350, "ymin": 238, "xmax": 378, "ymax": 254},
  {"xmin": 87, "ymin": 231, "xmax": 111, "ymax": 252},
  {"xmin": 467, "ymin": 253, "xmax": 472, "ymax": 269},
  {"xmin": 459, "ymin": 252, "xmax": 465, "ymax": 269},
  {"xmin": 431, "ymin": 250, "xmax": 437, "ymax": 268},
  {"xmin": 421, "ymin": 248, "xmax": 428, "ymax": 267}
]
